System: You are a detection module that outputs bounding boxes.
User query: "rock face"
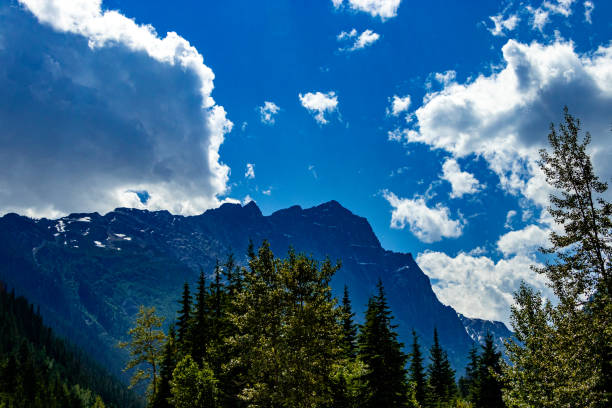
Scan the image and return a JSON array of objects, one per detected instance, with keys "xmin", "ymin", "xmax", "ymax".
[
  {"xmin": 458, "ymin": 313, "xmax": 515, "ymax": 357},
  {"xmin": 0, "ymin": 201, "xmax": 476, "ymax": 373}
]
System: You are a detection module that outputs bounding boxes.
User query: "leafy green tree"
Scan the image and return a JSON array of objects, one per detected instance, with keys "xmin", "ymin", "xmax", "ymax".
[
  {"xmin": 170, "ymin": 355, "xmax": 217, "ymax": 408},
  {"xmin": 341, "ymin": 285, "xmax": 358, "ymax": 358},
  {"xmin": 502, "ymin": 109, "xmax": 611, "ymax": 407},
  {"xmin": 119, "ymin": 305, "xmax": 166, "ymax": 400},
  {"xmin": 474, "ymin": 333, "xmax": 504, "ymax": 408},
  {"xmin": 410, "ymin": 330, "xmax": 427, "ymax": 406},
  {"xmin": 426, "ymin": 328, "xmax": 456, "ymax": 407},
  {"xmin": 358, "ymin": 279, "xmax": 409, "ymax": 408}
]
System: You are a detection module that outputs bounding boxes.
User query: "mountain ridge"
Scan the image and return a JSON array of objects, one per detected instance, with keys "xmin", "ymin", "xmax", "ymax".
[{"xmin": 0, "ymin": 200, "xmax": 510, "ymax": 374}]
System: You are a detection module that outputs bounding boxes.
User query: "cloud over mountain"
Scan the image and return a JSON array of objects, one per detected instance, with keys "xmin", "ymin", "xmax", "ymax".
[{"xmin": 0, "ymin": 0, "xmax": 232, "ymax": 218}]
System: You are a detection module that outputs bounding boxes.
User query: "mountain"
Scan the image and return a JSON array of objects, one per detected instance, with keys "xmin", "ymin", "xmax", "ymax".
[
  {"xmin": 0, "ymin": 200, "xmax": 475, "ymax": 373},
  {"xmin": 0, "ymin": 281, "xmax": 143, "ymax": 407},
  {"xmin": 458, "ymin": 313, "xmax": 515, "ymax": 355}
]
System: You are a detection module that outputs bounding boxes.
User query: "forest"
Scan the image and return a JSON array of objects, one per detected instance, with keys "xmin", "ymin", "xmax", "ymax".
[{"xmin": 119, "ymin": 110, "xmax": 612, "ymax": 408}]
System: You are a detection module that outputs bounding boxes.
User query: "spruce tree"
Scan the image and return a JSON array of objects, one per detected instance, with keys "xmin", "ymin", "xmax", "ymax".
[
  {"xmin": 458, "ymin": 344, "xmax": 479, "ymax": 401},
  {"xmin": 153, "ymin": 326, "xmax": 178, "ymax": 408},
  {"xmin": 176, "ymin": 283, "xmax": 192, "ymax": 350},
  {"xmin": 191, "ymin": 270, "xmax": 210, "ymax": 364},
  {"xmin": 358, "ymin": 279, "xmax": 409, "ymax": 408},
  {"xmin": 426, "ymin": 328, "xmax": 456, "ymax": 406},
  {"xmin": 341, "ymin": 285, "xmax": 358, "ymax": 358},
  {"xmin": 475, "ymin": 333, "xmax": 504, "ymax": 408},
  {"xmin": 409, "ymin": 329, "xmax": 427, "ymax": 406}
]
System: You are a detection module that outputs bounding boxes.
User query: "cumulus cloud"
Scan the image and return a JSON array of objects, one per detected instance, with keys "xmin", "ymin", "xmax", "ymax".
[
  {"xmin": 417, "ymin": 250, "xmax": 551, "ymax": 324},
  {"xmin": 258, "ymin": 101, "xmax": 280, "ymax": 125},
  {"xmin": 392, "ymin": 39, "xmax": 612, "ymax": 210},
  {"xmin": 387, "ymin": 95, "xmax": 411, "ymax": 117},
  {"xmin": 527, "ymin": 6, "xmax": 550, "ymax": 31},
  {"xmin": 440, "ymin": 158, "xmax": 483, "ymax": 198},
  {"xmin": 299, "ymin": 91, "xmax": 339, "ymax": 124},
  {"xmin": 383, "ymin": 191, "xmax": 464, "ymax": 243},
  {"xmin": 337, "ymin": 28, "xmax": 380, "ymax": 51},
  {"xmin": 0, "ymin": 0, "xmax": 232, "ymax": 218},
  {"xmin": 488, "ymin": 14, "xmax": 520, "ymax": 36},
  {"xmin": 504, "ymin": 210, "xmax": 517, "ymax": 229},
  {"xmin": 497, "ymin": 224, "xmax": 550, "ymax": 257},
  {"xmin": 245, "ymin": 163, "xmax": 255, "ymax": 179},
  {"xmin": 332, "ymin": 0, "xmax": 402, "ymax": 20},
  {"xmin": 584, "ymin": 1, "xmax": 594, "ymax": 23},
  {"xmin": 543, "ymin": 0, "xmax": 576, "ymax": 17}
]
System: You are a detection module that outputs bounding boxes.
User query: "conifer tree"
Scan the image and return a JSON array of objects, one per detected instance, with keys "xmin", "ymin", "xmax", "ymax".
[
  {"xmin": 358, "ymin": 279, "xmax": 409, "ymax": 408},
  {"xmin": 341, "ymin": 285, "xmax": 358, "ymax": 358},
  {"xmin": 191, "ymin": 269, "xmax": 210, "ymax": 364},
  {"xmin": 153, "ymin": 326, "xmax": 178, "ymax": 408},
  {"xmin": 458, "ymin": 344, "xmax": 479, "ymax": 401},
  {"xmin": 176, "ymin": 283, "xmax": 192, "ymax": 350},
  {"xmin": 474, "ymin": 333, "xmax": 504, "ymax": 408},
  {"xmin": 426, "ymin": 328, "xmax": 456, "ymax": 406},
  {"xmin": 409, "ymin": 330, "xmax": 427, "ymax": 406}
]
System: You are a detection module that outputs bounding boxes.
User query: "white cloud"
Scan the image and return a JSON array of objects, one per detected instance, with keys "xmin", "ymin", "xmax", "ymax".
[
  {"xmin": 543, "ymin": 0, "xmax": 576, "ymax": 17},
  {"xmin": 262, "ymin": 188, "xmax": 272, "ymax": 196},
  {"xmin": 392, "ymin": 39, "xmax": 612, "ymax": 209},
  {"xmin": 338, "ymin": 29, "xmax": 380, "ymax": 51},
  {"xmin": 332, "ymin": 0, "xmax": 402, "ymax": 20},
  {"xmin": 387, "ymin": 95, "xmax": 411, "ymax": 117},
  {"xmin": 584, "ymin": 1, "xmax": 594, "ymax": 23},
  {"xmin": 527, "ymin": 6, "xmax": 550, "ymax": 31},
  {"xmin": 434, "ymin": 70, "xmax": 456, "ymax": 87},
  {"xmin": 308, "ymin": 164, "xmax": 318, "ymax": 180},
  {"xmin": 440, "ymin": 158, "xmax": 483, "ymax": 198},
  {"xmin": 383, "ymin": 191, "xmax": 464, "ymax": 243},
  {"xmin": 488, "ymin": 14, "xmax": 520, "ymax": 36},
  {"xmin": 497, "ymin": 224, "xmax": 550, "ymax": 257},
  {"xmin": 504, "ymin": 210, "xmax": 517, "ymax": 229},
  {"xmin": 245, "ymin": 163, "xmax": 255, "ymax": 179},
  {"xmin": 258, "ymin": 101, "xmax": 280, "ymax": 125},
  {"xmin": 417, "ymin": 250, "xmax": 551, "ymax": 324},
  {"xmin": 0, "ymin": 0, "xmax": 232, "ymax": 217},
  {"xmin": 299, "ymin": 91, "xmax": 339, "ymax": 124}
]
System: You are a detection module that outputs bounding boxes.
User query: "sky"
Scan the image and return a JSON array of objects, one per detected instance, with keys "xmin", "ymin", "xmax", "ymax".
[{"xmin": 1, "ymin": 0, "xmax": 611, "ymax": 324}]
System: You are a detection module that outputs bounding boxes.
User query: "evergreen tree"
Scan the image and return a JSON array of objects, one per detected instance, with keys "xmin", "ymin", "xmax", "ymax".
[
  {"xmin": 341, "ymin": 285, "xmax": 358, "ymax": 358},
  {"xmin": 458, "ymin": 344, "xmax": 479, "ymax": 401},
  {"xmin": 358, "ymin": 279, "xmax": 409, "ymax": 408},
  {"xmin": 176, "ymin": 283, "xmax": 192, "ymax": 350},
  {"xmin": 153, "ymin": 326, "xmax": 178, "ymax": 408},
  {"xmin": 409, "ymin": 330, "xmax": 427, "ymax": 406},
  {"xmin": 170, "ymin": 355, "xmax": 217, "ymax": 408},
  {"xmin": 474, "ymin": 333, "xmax": 504, "ymax": 408},
  {"xmin": 191, "ymin": 270, "xmax": 210, "ymax": 364},
  {"xmin": 502, "ymin": 109, "xmax": 612, "ymax": 408},
  {"xmin": 426, "ymin": 328, "xmax": 456, "ymax": 406}
]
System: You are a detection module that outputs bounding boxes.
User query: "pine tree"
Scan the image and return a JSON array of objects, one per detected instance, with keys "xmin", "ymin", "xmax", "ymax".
[
  {"xmin": 191, "ymin": 270, "xmax": 210, "ymax": 364},
  {"xmin": 176, "ymin": 283, "xmax": 192, "ymax": 350},
  {"xmin": 474, "ymin": 333, "xmax": 504, "ymax": 408},
  {"xmin": 409, "ymin": 330, "xmax": 427, "ymax": 406},
  {"xmin": 502, "ymin": 109, "xmax": 612, "ymax": 408},
  {"xmin": 458, "ymin": 344, "xmax": 479, "ymax": 401},
  {"xmin": 153, "ymin": 326, "xmax": 178, "ymax": 408},
  {"xmin": 426, "ymin": 328, "xmax": 456, "ymax": 406},
  {"xmin": 358, "ymin": 279, "xmax": 409, "ymax": 408},
  {"xmin": 341, "ymin": 285, "xmax": 358, "ymax": 358}
]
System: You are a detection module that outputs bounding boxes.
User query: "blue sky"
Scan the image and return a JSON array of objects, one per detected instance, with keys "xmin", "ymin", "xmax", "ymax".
[{"xmin": 2, "ymin": 0, "xmax": 611, "ymax": 323}]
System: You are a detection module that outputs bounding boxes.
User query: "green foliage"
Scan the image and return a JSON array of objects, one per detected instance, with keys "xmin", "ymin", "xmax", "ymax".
[
  {"xmin": 502, "ymin": 108, "xmax": 612, "ymax": 407},
  {"xmin": 358, "ymin": 279, "xmax": 409, "ymax": 407},
  {"xmin": 409, "ymin": 330, "xmax": 428, "ymax": 406},
  {"xmin": 426, "ymin": 328, "xmax": 456, "ymax": 407},
  {"xmin": 170, "ymin": 355, "xmax": 217, "ymax": 408},
  {"xmin": 0, "ymin": 282, "xmax": 141, "ymax": 408},
  {"xmin": 119, "ymin": 305, "xmax": 166, "ymax": 399},
  {"xmin": 341, "ymin": 285, "xmax": 358, "ymax": 359}
]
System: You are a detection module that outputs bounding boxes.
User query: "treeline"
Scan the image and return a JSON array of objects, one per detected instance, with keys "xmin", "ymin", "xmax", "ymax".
[
  {"xmin": 0, "ymin": 282, "xmax": 143, "ymax": 408},
  {"xmin": 121, "ymin": 244, "xmax": 505, "ymax": 408}
]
